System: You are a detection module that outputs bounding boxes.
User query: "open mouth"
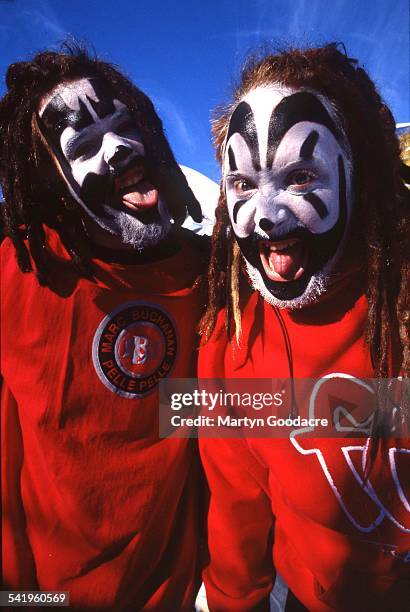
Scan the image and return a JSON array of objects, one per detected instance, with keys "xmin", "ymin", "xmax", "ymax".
[
  {"xmin": 259, "ymin": 237, "xmax": 308, "ymax": 282},
  {"xmin": 114, "ymin": 165, "xmax": 159, "ymax": 212}
]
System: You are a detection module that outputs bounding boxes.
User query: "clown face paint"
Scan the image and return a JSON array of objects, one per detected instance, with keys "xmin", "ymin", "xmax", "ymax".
[
  {"xmin": 223, "ymin": 85, "xmax": 353, "ymax": 308},
  {"xmin": 38, "ymin": 78, "xmax": 171, "ymax": 249}
]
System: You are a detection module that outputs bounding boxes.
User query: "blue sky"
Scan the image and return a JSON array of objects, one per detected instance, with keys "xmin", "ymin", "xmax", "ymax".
[{"xmin": 0, "ymin": 0, "xmax": 408, "ymax": 181}]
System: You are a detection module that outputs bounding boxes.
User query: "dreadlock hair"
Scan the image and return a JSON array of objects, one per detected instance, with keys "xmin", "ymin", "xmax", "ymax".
[
  {"xmin": 199, "ymin": 43, "xmax": 410, "ymax": 386},
  {"xmin": 0, "ymin": 42, "xmax": 198, "ymax": 286}
]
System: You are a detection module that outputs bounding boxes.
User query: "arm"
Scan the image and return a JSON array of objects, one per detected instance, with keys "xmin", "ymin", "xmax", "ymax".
[
  {"xmin": 1, "ymin": 383, "xmax": 38, "ymax": 589},
  {"xmin": 199, "ymin": 437, "xmax": 275, "ymax": 611}
]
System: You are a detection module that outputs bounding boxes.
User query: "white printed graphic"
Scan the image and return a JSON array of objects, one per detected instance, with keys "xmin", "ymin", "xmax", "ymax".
[
  {"xmin": 128, "ymin": 336, "xmax": 148, "ymax": 365},
  {"xmin": 290, "ymin": 373, "xmax": 410, "ymax": 533}
]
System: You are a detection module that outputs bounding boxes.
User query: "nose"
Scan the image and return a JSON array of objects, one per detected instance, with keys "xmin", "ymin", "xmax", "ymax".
[
  {"xmin": 108, "ymin": 144, "xmax": 133, "ymax": 168},
  {"xmin": 258, "ymin": 206, "xmax": 296, "ymax": 233},
  {"xmin": 259, "ymin": 218, "xmax": 274, "ymax": 232},
  {"xmin": 102, "ymin": 132, "xmax": 135, "ymax": 169}
]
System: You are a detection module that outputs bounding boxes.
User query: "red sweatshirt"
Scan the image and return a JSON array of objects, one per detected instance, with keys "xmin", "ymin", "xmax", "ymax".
[
  {"xmin": 199, "ymin": 285, "xmax": 410, "ymax": 611},
  {"xmin": 1, "ymin": 229, "xmax": 206, "ymax": 610}
]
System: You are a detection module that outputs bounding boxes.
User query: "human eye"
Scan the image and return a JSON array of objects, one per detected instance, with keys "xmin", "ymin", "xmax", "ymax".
[
  {"xmin": 72, "ymin": 142, "xmax": 96, "ymax": 160},
  {"xmin": 233, "ymin": 177, "xmax": 257, "ymax": 196},
  {"xmin": 285, "ymin": 169, "xmax": 317, "ymax": 192},
  {"xmin": 68, "ymin": 135, "xmax": 103, "ymax": 161}
]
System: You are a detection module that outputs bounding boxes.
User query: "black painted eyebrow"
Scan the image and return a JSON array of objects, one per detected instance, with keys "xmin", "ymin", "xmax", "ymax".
[
  {"xmin": 39, "ymin": 78, "xmax": 117, "ymax": 148},
  {"xmin": 266, "ymin": 92, "xmax": 341, "ymax": 167},
  {"xmin": 299, "ymin": 130, "xmax": 319, "ymax": 160},
  {"xmin": 228, "ymin": 146, "xmax": 237, "ymax": 171},
  {"xmin": 63, "ymin": 131, "xmax": 103, "ymax": 161},
  {"xmin": 40, "ymin": 94, "xmax": 94, "ymax": 147},
  {"xmin": 85, "ymin": 77, "xmax": 116, "ymax": 118},
  {"xmin": 227, "ymin": 101, "xmax": 261, "ymax": 171},
  {"xmin": 51, "ymin": 106, "xmax": 132, "ymax": 160}
]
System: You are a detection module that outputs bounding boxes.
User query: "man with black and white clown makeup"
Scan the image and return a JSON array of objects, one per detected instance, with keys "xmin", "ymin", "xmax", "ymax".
[
  {"xmin": 1, "ymin": 47, "xmax": 207, "ymax": 610},
  {"xmin": 38, "ymin": 75, "xmax": 197, "ymax": 251},
  {"xmin": 199, "ymin": 45, "xmax": 409, "ymax": 612},
  {"xmin": 223, "ymin": 84, "xmax": 353, "ymax": 308}
]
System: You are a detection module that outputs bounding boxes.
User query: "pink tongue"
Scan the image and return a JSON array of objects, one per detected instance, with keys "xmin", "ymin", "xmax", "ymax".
[
  {"xmin": 123, "ymin": 190, "xmax": 158, "ymax": 206},
  {"xmin": 269, "ymin": 246, "xmax": 304, "ymax": 279},
  {"xmin": 122, "ymin": 181, "xmax": 158, "ymax": 207}
]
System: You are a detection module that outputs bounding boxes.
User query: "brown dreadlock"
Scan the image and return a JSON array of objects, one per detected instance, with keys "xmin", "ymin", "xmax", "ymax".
[
  {"xmin": 200, "ymin": 43, "xmax": 409, "ymax": 382},
  {"xmin": 0, "ymin": 42, "xmax": 199, "ymax": 286}
]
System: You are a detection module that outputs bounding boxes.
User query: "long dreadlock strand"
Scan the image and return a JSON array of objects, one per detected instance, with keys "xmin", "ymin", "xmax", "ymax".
[
  {"xmin": 27, "ymin": 220, "xmax": 49, "ymax": 285},
  {"xmin": 230, "ymin": 240, "xmax": 242, "ymax": 345},
  {"xmin": 198, "ymin": 192, "xmax": 230, "ymax": 341},
  {"xmin": 225, "ymin": 230, "xmax": 233, "ymax": 339}
]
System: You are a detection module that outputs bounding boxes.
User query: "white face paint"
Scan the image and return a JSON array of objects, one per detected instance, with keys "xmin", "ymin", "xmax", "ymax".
[
  {"xmin": 39, "ymin": 78, "xmax": 171, "ymax": 250},
  {"xmin": 223, "ymin": 85, "xmax": 353, "ymax": 308}
]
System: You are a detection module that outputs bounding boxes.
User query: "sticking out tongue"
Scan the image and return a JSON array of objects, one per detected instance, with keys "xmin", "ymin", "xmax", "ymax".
[
  {"xmin": 122, "ymin": 180, "xmax": 159, "ymax": 211},
  {"xmin": 259, "ymin": 240, "xmax": 308, "ymax": 282}
]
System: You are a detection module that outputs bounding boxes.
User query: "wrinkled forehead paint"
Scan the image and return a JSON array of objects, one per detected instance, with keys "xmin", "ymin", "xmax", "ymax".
[
  {"xmin": 224, "ymin": 85, "xmax": 345, "ymax": 174},
  {"xmin": 38, "ymin": 78, "xmax": 121, "ymax": 146}
]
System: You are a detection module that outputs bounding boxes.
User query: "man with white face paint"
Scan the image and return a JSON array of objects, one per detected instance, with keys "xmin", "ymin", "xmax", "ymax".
[
  {"xmin": 224, "ymin": 85, "xmax": 352, "ymax": 308},
  {"xmin": 199, "ymin": 45, "xmax": 409, "ymax": 611},
  {"xmin": 38, "ymin": 76, "xmax": 174, "ymax": 251},
  {"xmin": 0, "ymin": 46, "xmax": 207, "ymax": 610}
]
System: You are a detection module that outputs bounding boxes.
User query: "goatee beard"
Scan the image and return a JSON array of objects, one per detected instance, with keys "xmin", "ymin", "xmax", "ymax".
[{"xmin": 96, "ymin": 206, "xmax": 171, "ymax": 250}]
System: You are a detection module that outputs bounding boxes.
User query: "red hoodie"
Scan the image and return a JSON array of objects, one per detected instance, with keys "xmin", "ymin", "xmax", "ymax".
[
  {"xmin": 1, "ymin": 228, "xmax": 206, "ymax": 611},
  {"xmin": 199, "ymin": 284, "xmax": 410, "ymax": 611}
]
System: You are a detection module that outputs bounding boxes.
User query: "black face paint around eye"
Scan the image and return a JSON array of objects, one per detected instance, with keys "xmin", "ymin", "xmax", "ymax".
[
  {"xmin": 227, "ymin": 101, "xmax": 261, "ymax": 171},
  {"xmin": 39, "ymin": 94, "xmax": 94, "ymax": 148},
  {"xmin": 39, "ymin": 78, "xmax": 117, "ymax": 149}
]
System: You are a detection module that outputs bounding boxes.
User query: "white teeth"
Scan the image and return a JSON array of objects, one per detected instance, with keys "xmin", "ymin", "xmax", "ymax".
[{"xmin": 263, "ymin": 238, "xmax": 298, "ymax": 252}]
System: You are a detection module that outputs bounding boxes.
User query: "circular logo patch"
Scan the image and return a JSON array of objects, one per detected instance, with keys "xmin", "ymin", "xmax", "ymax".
[{"xmin": 92, "ymin": 302, "xmax": 178, "ymax": 398}]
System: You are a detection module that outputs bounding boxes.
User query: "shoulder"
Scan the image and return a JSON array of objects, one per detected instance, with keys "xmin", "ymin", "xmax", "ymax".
[
  {"xmin": 1, "ymin": 236, "xmax": 21, "ymax": 276},
  {"xmin": 174, "ymin": 228, "xmax": 211, "ymax": 289},
  {"xmin": 1, "ymin": 237, "xmax": 36, "ymax": 323}
]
